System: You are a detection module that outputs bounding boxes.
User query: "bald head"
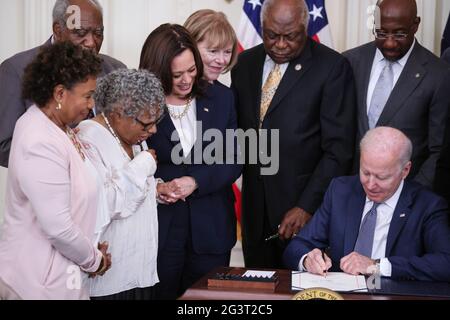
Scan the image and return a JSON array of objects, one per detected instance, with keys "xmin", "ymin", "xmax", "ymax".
[
  {"xmin": 374, "ymin": 0, "xmax": 420, "ymax": 61},
  {"xmin": 360, "ymin": 127, "xmax": 412, "ymax": 167},
  {"xmin": 376, "ymin": 0, "xmax": 417, "ymax": 26}
]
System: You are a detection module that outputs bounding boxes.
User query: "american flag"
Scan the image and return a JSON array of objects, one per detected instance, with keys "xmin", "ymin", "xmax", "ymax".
[{"xmin": 238, "ymin": 0, "xmax": 334, "ymax": 50}]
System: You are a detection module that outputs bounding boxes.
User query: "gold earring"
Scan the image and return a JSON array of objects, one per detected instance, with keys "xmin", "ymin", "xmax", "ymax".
[{"xmin": 56, "ymin": 102, "xmax": 62, "ymax": 110}]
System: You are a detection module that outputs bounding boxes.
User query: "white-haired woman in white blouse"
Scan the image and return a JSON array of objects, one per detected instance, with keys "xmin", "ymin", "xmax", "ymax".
[{"xmin": 77, "ymin": 69, "xmax": 171, "ymax": 300}]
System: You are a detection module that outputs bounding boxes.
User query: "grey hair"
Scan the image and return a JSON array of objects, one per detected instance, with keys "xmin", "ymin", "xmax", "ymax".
[
  {"xmin": 360, "ymin": 127, "xmax": 413, "ymax": 168},
  {"xmin": 94, "ymin": 69, "xmax": 166, "ymax": 120},
  {"xmin": 53, "ymin": 0, "xmax": 103, "ymax": 27},
  {"xmin": 261, "ymin": 0, "xmax": 310, "ymax": 30}
]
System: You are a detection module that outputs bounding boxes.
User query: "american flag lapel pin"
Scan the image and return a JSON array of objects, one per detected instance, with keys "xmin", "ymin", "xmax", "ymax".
[{"xmin": 400, "ymin": 213, "xmax": 406, "ymax": 218}]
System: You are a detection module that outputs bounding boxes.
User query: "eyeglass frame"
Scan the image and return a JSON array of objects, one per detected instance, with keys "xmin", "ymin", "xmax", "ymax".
[
  {"xmin": 372, "ymin": 19, "xmax": 419, "ymax": 41},
  {"xmin": 133, "ymin": 111, "xmax": 166, "ymax": 131}
]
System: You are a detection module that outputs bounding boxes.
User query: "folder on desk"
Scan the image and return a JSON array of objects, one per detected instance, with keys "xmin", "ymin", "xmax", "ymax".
[{"xmin": 291, "ymin": 272, "xmax": 368, "ymax": 292}]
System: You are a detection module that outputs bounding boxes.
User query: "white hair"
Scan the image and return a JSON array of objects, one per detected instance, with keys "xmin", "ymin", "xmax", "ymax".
[
  {"xmin": 360, "ymin": 127, "xmax": 413, "ymax": 168},
  {"xmin": 261, "ymin": 0, "xmax": 310, "ymax": 29},
  {"xmin": 53, "ymin": 0, "xmax": 103, "ymax": 27}
]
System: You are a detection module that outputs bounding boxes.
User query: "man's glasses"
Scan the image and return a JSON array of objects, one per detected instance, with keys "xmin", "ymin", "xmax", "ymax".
[{"xmin": 373, "ymin": 29, "xmax": 409, "ymax": 41}]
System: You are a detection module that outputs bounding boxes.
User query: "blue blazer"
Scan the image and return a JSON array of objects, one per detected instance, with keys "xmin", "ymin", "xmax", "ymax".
[
  {"xmin": 148, "ymin": 82, "xmax": 242, "ymax": 255},
  {"xmin": 284, "ymin": 176, "xmax": 450, "ymax": 282}
]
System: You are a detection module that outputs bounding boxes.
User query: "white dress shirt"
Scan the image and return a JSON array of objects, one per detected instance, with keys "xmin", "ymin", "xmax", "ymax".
[
  {"xmin": 262, "ymin": 56, "xmax": 289, "ymax": 87},
  {"xmin": 366, "ymin": 40, "xmax": 416, "ymax": 112},
  {"xmin": 299, "ymin": 180, "xmax": 405, "ymax": 277},
  {"xmin": 168, "ymin": 99, "xmax": 197, "ymax": 157}
]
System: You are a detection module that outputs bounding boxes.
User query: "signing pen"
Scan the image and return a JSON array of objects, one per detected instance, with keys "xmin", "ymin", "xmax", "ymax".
[
  {"xmin": 322, "ymin": 250, "xmax": 328, "ymax": 278},
  {"xmin": 265, "ymin": 225, "xmax": 281, "ymax": 242}
]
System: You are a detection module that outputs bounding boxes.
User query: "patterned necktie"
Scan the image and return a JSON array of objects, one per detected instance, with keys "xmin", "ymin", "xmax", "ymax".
[
  {"xmin": 368, "ymin": 60, "xmax": 394, "ymax": 129},
  {"xmin": 260, "ymin": 64, "xmax": 282, "ymax": 128},
  {"xmin": 354, "ymin": 202, "xmax": 380, "ymax": 258}
]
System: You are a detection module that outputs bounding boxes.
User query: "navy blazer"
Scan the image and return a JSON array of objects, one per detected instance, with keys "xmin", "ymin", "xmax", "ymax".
[
  {"xmin": 148, "ymin": 82, "xmax": 242, "ymax": 255},
  {"xmin": 284, "ymin": 176, "xmax": 450, "ymax": 282}
]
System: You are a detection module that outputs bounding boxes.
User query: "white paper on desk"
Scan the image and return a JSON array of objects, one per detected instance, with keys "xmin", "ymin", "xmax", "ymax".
[
  {"xmin": 292, "ymin": 272, "xmax": 368, "ymax": 292},
  {"xmin": 243, "ymin": 270, "xmax": 276, "ymax": 278}
]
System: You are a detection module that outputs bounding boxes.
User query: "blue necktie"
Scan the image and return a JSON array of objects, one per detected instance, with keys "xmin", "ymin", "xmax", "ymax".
[
  {"xmin": 368, "ymin": 61, "xmax": 394, "ymax": 129},
  {"xmin": 354, "ymin": 202, "xmax": 380, "ymax": 258}
]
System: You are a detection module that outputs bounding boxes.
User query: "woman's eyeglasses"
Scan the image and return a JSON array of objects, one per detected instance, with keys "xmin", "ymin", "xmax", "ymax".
[{"xmin": 134, "ymin": 113, "xmax": 166, "ymax": 130}]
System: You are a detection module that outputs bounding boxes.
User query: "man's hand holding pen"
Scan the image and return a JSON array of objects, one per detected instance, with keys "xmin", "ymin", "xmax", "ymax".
[{"xmin": 304, "ymin": 248, "xmax": 332, "ymax": 277}]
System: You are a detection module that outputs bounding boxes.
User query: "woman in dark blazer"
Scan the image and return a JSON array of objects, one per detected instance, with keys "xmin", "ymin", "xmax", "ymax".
[{"xmin": 139, "ymin": 23, "xmax": 242, "ymax": 300}]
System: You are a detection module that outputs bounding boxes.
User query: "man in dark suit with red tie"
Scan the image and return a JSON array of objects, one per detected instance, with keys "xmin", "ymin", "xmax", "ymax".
[{"xmin": 231, "ymin": 0, "xmax": 356, "ymax": 269}]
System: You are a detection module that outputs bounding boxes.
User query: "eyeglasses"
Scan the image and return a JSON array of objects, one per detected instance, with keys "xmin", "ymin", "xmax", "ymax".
[
  {"xmin": 373, "ymin": 29, "xmax": 409, "ymax": 41},
  {"xmin": 134, "ymin": 113, "xmax": 166, "ymax": 131}
]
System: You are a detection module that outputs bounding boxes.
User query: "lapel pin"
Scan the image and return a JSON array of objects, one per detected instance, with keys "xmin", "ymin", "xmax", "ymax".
[
  {"xmin": 295, "ymin": 64, "xmax": 302, "ymax": 71},
  {"xmin": 400, "ymin": 213, "xmax": 406, "ymax": 218},
  {"xmin": 415, "ymin": 73, "xmax": 420, "ymax": 78},
  {"xmin": 204, "ymin": 108, "xmax": 209, "ymax": 112}
]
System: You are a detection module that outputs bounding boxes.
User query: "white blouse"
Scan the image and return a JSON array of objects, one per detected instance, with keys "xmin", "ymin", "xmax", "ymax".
[
  {"xmin": 77, "ymin": 120, "xmax": 159, "ymax": 297},
  {"xmin": 167, "ymin": 99, "xmax": 197, "ymax": 156}
]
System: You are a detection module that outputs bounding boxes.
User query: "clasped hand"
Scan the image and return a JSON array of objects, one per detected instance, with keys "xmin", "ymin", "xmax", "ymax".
[
  {"xmin": 88, "ymin": 241, "xmax": 112, "ymax": 278},
  {"xmin": 157, "ymin": 176, "xmax": 197, "ymax": 204}
]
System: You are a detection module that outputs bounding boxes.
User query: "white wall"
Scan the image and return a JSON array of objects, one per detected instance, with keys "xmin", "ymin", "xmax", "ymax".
[{"xmin": 0, "ymin": 0, "xmax": 449, "ymax": 221}]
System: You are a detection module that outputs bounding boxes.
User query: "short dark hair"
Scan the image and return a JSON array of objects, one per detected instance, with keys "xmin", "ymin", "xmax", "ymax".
[
  {"xmin": 139, "ymin": 23, "xmax": 206, "ymax": 98},
  {"xmin": 22, "ymin": 41, "xmax": 102, "ymax": 108}
]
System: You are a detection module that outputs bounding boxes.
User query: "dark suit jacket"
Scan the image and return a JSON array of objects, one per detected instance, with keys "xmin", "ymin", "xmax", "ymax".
[
  {"xmin": 442, "ymin": 47, "xmax": 450, "ymax": 64},
  {"xmin": 230, "ymin": 39, "xmax": 356, "ymax": 245},
  {"xmin": 148, "ymin": 82, "xmax": 242, "ymax": 255},
  {"xmin": 0, "ymin": 39, "xmax": 126, "ymax": 167},
  {"xmin": 284, "ymin": 176, "xmax": 450, "ymax": 282},
  {"xmin": 344, "ymin": 41, "xmax": 450, "ymax": 188}
]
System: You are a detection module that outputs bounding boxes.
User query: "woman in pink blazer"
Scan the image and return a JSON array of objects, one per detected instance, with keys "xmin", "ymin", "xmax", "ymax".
[{"xmin": 0, "ymin": 42, "xmax": 111, "ymax": 300}]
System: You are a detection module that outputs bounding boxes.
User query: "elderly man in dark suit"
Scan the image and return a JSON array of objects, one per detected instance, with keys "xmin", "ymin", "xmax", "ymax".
[
  {"xmin": 0, "ymin": 0, "xmax": 125, "ymax": 167},
  {"xmin": 231, "ymin": 0, "xmax": 356, "ymax": 269},
  {"xmin": 284, "ymin": 127, "xmax": 450, "ymax": 282},
  {"xmin": 344, "ymin": 0, "xmax": 450, "ymax": 189}
]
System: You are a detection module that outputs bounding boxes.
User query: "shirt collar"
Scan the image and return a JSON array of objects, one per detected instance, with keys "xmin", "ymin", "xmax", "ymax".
[
  {"xmin": 365, "ymin": 179, "xmax": 404, "ymax": 209},
  {"xmin": 264, "ymin": 55, "xmax": 289, "ymax": 68},
  {"xmin": 374, "ymin": 39, "xmax": 416, "ymax": 67}
]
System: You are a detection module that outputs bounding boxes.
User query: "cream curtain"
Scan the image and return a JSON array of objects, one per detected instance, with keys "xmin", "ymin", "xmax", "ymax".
[{"xmin": 0, "ymin": 0, "xmax": 449, "ymax": 221}]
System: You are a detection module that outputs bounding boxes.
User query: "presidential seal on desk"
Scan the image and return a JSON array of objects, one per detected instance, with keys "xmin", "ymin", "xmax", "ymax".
[{"xmin": 292, "ymin": 288, "xmax": 344, "ymax": 300}]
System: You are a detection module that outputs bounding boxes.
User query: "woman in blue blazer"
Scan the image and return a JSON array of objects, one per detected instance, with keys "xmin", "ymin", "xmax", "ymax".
[{"xmin": 139, "ymin": 23, "xmax": 242, "ymax": 299}]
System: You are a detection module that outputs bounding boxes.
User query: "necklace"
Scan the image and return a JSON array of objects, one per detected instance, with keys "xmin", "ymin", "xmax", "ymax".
[
  {"xmin": 168, "ymin": 98, "xmax": 192, "ymax": 120},
  {"xmin": 101, "ymin": 113, "xmax": 131, "ymax": 159},
  {"xmin": 65, "ymin": 127, "xmax": 86, "ymax": 161}
]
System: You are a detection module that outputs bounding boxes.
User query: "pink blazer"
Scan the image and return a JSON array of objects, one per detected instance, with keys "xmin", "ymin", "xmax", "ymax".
[{"xmin": 0, "ymin": 106, "xmax": 102, "ymax": 300}]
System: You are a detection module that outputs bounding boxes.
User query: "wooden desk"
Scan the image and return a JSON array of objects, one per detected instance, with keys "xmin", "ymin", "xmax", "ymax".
[{"xmin": 180, "ymin": 267, "xmax": 450, "ymax": 300}]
